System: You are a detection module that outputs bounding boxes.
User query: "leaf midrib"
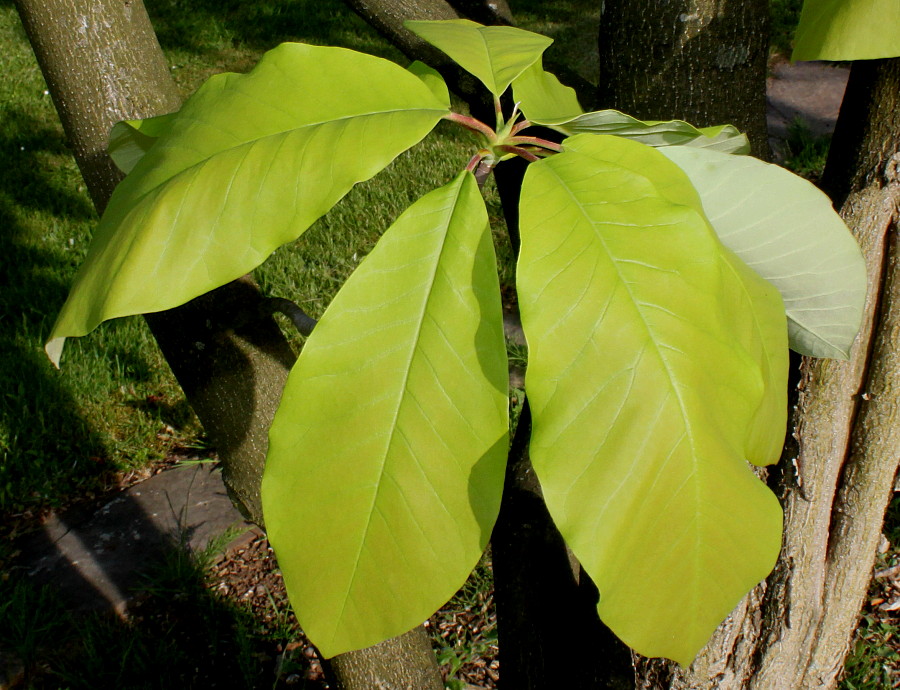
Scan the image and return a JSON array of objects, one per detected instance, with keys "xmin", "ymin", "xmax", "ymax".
[
  {"xmin": 120, "ymin": 105, "xmax": 447, "ymax": 211},
  {"xmin": 331, "ymin": 176, "xmax": 472, "ymax": 643},
  {"xmin": 542, "ymin": 157, "xmax": 710, "ymax": 585}
]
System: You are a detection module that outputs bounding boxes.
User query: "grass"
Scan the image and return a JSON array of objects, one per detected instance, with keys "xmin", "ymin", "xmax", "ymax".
[
  {"xmin": 0, "ymin": 537, "xmax": 274, "ymax": 688},
  {"xmin": 0, "ymin": 0, "xmax": 497, "ymax": 524},
  {"xmin": 781, "ymin": 117, "xmax": 832, "ymax": 181},
  {"xmin": 770, "ymin": 0, "xmax": 804, "ymax": 58},
  {"xmin": 841, "ymin": 496, "xmax": 900, "ymax": 689},
  {"xmin": 0, "ymin": 3, "xmax": 199, "ymax": 520}
]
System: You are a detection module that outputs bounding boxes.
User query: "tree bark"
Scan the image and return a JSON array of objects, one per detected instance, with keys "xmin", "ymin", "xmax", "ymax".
[
  {"xmin": 596, "ymin": 0, "xmax": 771, "ymax": 158},
  {"xmin": 634, "ymin": 57, "xmax": 900, "ymax": 690},
  {"xmin": 14, "ymin": 0, "xmax": 444, "ymax": 687}
]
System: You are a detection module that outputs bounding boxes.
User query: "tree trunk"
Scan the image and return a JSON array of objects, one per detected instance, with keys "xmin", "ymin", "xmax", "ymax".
[
  {"xmin": 14, "ymin": 1, "xmax": 444, "ymax": 687},
  {"xmin": 596, "ymin": 0, "xmax": 771, "ymax": 158},
  {"xmin": 634, "ymin": 57, "xmax": 900, "ymax": 690}
]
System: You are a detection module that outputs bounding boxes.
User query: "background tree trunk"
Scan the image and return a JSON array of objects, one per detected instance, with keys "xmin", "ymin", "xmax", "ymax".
[
  {"xmin": 596, "ymin": 0, "xmax": 771, "ymax": 158},
  {"xmin": 14, "ymin": 0, "xmax": 444, "ymax": 687},
  {"xmin": 632, "ymin": 52, "xmax": 900, "ymax": 690}
]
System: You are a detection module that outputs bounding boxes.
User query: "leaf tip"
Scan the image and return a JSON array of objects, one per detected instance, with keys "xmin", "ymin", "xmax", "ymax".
[{"xmin": 45, "ymin": 336, "xmax": 65, "ymax": 369}]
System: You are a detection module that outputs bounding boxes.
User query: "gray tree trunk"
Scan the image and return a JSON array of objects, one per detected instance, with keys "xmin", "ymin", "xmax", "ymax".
[
  {"xmin": 596, "ymin": 0, "xmax": 771, "ymax": 158},
  {"xmin": 13, "ymin": 1, "xmax": 443, "ymax": 688}
]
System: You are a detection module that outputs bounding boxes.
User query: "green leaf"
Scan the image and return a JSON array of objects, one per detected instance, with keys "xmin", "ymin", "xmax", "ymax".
[
  {"xmin": 404, "ymin": 19, "xmax": 552, "ymax": 97},
  {"xmin": 510, "ymin": 58, "xmax": 584, "ymax": 124},
  {"xmin": 45, "ymin": 43, "xmax": 448, "ymax": 366},
  {"xmin": 108, "ymin": 112, "xmax": 177, "ymax": 175},
  {"xmin": 262, "ymin": 172, "xmax": 508, "ymax": 658},
  {"xmin": 407, "ymin": 60, "xmax": 451, "ymax": 108},
  {"xmin": 540, "ymin": 109, "xmax": 750, "ymax": 154},
  {"xmin": 512, "ymin": 67, "xmax": 748, "ymax": 152},
  {"xmin": 793, "ymin": 0, "xmax": 900, "ymax": 61},
  {"xmin": 659, "ymin": 145, "xmax": 866, "ymax": 359},
  {"xmin": 517, "ymin": 134, "xmax": 786, "ymax": 665}
]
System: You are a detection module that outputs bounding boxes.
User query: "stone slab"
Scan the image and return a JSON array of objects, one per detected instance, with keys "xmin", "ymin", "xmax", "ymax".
[
  {"xmin": 767, "ymin": 60, "xmax": 850, "ymax": 156},
  {"xmin": 16, "ymin": 463, "xmax": 250, "ymax": 613}
]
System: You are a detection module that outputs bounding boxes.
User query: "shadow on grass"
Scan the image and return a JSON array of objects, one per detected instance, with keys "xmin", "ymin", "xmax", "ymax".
[
  {"xmin": 144, "ymin": 0, "xmax": 404, "ymax": 61},
  {"xmin": 0, "ymin": 108, "xmax": 110, "ymax": 515},
  {"xmin": 1, "ymin": 510, "xmax": 309, "ymax": 689}
]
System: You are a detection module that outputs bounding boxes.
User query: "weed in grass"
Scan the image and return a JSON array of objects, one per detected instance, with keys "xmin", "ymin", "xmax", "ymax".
[
  {"xmin": 781, "ymin": 117, "xmax": 832, "ymax": 182},
  {"xmin": 842, "ymin": 614, "xmax": 900, "ymax": 689}
]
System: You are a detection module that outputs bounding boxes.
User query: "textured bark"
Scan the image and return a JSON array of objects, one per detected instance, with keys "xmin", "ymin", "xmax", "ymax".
[
  {"xmin": 13, "ymin": 0, "xmax": 180, "ymax": 213},
  {"xmin": 326, "ymin": 626, "xmax": 444, "ymax": 690},
  {"xmin": 596, "ymin": 0, "xmax": 771, "ymax": 158},
  {"xmin": 635, "ymin": 58, "xmax": 900, "ymax": 690},
  {"xmin": 15, "ymin": 0, "xmax": 444, "ymax": 686}
]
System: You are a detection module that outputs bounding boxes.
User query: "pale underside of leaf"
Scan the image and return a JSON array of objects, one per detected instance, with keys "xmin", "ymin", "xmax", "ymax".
[
  {"xmin": 262, "ymin": 172, "xmax": 508, "ymax": 658},
  {"xmin": 404, "ymin": 19, "xmax": 552, "ymax": 97},
  {"xmin": 558, "ymin": 111, "xmax": 749, "ymax": 153},
  {"xmin": 108, "ymin": 112, "xmax": 177, "ymax": 175},
  {"xmin": 659, "ymin": 145, "xmax": 867, "ymax": 359},
  {"xmin": 46, "ymin": 43, "xmax": 448, "ymax": 365},
  {"xmin": 518, "ymin": 134, "xmax": 785, "ymax": 665},
  {"xmin": 792, "ymin": 0, "xmax": 900, "ymax": 61}
]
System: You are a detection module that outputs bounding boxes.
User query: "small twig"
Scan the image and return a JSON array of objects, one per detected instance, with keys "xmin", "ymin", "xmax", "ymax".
[{"xmin": 261, "ymin": 297, "xmax": 317, "ymax": 337}]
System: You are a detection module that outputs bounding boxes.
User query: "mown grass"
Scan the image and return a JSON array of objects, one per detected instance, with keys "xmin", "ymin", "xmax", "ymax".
[
  {"xmin": 0, "ymin": 0, "xmax": 497, "ymax": 523},
  {"xmin": 0, "ymin": 3, "xmax": 196, "ymax": 521}
]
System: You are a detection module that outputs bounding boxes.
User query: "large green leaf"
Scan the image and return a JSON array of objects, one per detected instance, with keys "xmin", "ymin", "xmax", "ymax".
[
  {"xmin": 510, "ymin": 58, "xmax": 584, "ymax": 123},
  {"xmin": 262, "ymin": 172, "xmax": 509, "ymax": 658},
  {"xmin": 405, "ymin": 19, "xmax": 552, "ymax": 97},
  {"xmin": 512, "ymin": 64, "xmax": 748, "ymax": 153},
  {"xmin": 45, "ymin": 43, "xmax": 448, "ymax": 365},
  {"xmin": 517, "ymin": 134, "xmax": 786, "ymax": 665},
  {"xmin": 659, "ymin": 145, "xmax": 866, "ymax": 359},
  {"xmin": 793, "ymin": 0, "xmax": 900, "ymax": 61}
]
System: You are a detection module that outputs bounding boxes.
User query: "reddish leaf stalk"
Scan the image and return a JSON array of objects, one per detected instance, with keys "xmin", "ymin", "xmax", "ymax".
[
  {"xmin": 444, "ymin": 111, "xmax": 496, "ymax": 141},
  {"xmin": 510, "ymin": 119, "xmax": 532, "ymax": 136},
  {"xmin": 505, "ymin": 135, "xmax": 563, "ymax": 152},
  {"xmin": 496, "ymin": 144, "xmax": 541, "ymax": 162}
]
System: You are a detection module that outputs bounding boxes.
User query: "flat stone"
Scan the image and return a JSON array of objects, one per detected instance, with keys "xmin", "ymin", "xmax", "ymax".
[
  {"xmin": 767, "ymin": 60, "xmax": 850, "ymax": 156},
  {"xmin": 16, "ymin": 463, "xmax": 251, "ymax": 614}
]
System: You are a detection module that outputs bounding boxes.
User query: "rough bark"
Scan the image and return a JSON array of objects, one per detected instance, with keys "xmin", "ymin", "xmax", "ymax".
[
  {"xmin": 635, "ymin": 58, "xmax": 900, "ymax": 690},
  {"xmin": 596, "ymin": 0, "xmax": 771, "ymax": 158},
  {"xmin": 325, "ymin": 626, "xmax": 445, "ymax": 690},
  {"xmin": 14, "ymin": 0, "xmax": 444, "ymax": 687}
]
